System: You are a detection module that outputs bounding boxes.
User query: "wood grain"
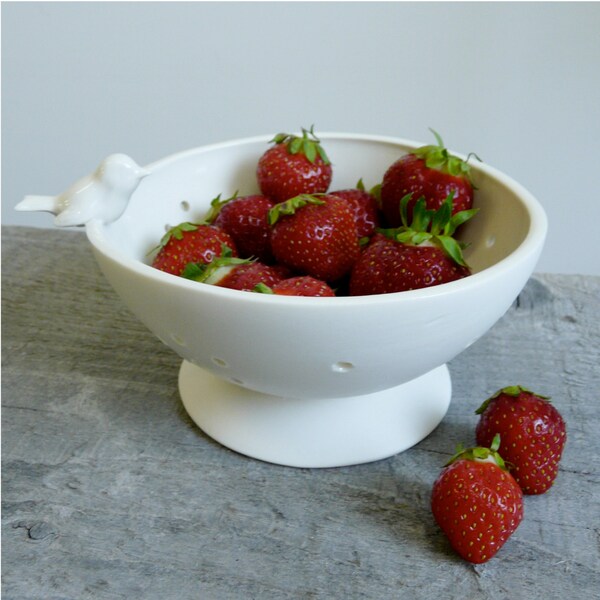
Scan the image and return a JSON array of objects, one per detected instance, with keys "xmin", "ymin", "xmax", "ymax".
[{"xmin": 2, "ymin": 226, "xmax": 599, "ymax": 599}]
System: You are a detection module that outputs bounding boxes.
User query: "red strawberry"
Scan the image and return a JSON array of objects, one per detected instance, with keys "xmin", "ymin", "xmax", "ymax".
[
  {"xmin": 151, "ymin": 222, "xmax": 237, "ymax": 276},
  {"xmin": 431, "ymin": 435, "xmax": 524, "ymax": 564},
  {"xmin": 349, "ymin": 193, "xmax": 477, "ymax": 295},
  {"xmin": 255, "ymin": 276, "xmax": 335, "ymax": 297},
  {"xmin": 182, "ymin": 249, "xmax": 288, "ymax": 292},
  {"xmin": 330, "ymin": 179, "xmax": 381, "ymax": 239},
  {"xmin": 380, "ymin": 129, "xmax": 478, "ymax": 227},
  {"xmin": 205, "ymin": 192, "xmax": 276, "ymax": 263},
  {"xmin": 269, "ymin": 194, "xmax": 360, "ymax": 282},
  {"xmin": 256, "ymin": 126, "xmax": 332, "ymax": 203},
  {"xmin": 475, "ymin": 386, "xmax": 567, "ymax": 495}
]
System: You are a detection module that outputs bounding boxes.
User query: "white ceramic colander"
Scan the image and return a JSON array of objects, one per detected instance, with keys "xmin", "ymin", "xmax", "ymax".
[{"xmin": 17, "ymin": 134, "xmax": 547, "ymax": 467}]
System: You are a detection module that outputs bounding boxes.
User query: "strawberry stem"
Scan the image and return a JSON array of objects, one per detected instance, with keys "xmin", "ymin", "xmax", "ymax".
[
  {"xmin": 270, "ymin": 125, "xmax": 330, "ymax": 165},
  {"xmin": 412, "ymin": 128, "xmax": 481, "ymax": 183},
  {"xmin": 377, "ymin": 192, "xmax": 478, "ymax": 267},
  {"xmin": 203, "ymin": 191, "xmax": 239, "ymax": 223},
  {"xmin": 475, "ymin": 385, "xmax": 552, "ymax": 414},
  {"xmin": 429, "ymin": 127, "xmax": 445, "ymax": 149},
  {"xmin": 268, "ymin": 194, "xmax": 327, "ymax": 226},
  {"xmin": 147, "ymin": 221, "xmax": 200, "ymax": 256},
  {"xmin": 444, "ymin": 435, "xmax": 507, "ymax": 470},
  {"xmin": 181, "ymin": 245, "xmax": 250, "ymax": 283}
]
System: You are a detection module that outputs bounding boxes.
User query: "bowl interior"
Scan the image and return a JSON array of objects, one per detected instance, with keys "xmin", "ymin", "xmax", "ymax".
[{"xmin": 100, "ymin": 134, "xmax": 536, "ymax": 275}]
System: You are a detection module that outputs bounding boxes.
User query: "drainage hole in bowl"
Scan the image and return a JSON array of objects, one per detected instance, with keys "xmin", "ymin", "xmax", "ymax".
[
  {"xmin": 212, "ymin": 357, "xmax": 229, "ymax": 368},
  {"xmin": 332, "ymin": 361, "xmax": 354, "ymax": 373},
  {"xmin": 180, "ymin": 200, "xmax": 190, "ymax": 212}
]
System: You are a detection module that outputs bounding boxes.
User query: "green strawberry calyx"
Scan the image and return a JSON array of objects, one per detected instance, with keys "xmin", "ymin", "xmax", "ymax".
[
  {"xmin": 203, "ymin": 191, "xmax": 239, "ymax": 223},
  {"xmin": 475, "ymin": 385, "xmax": 552, "ymax": 414},
  {"xmin": 370, "ymin": 182, "xmax": 382, "ymax": 208},
  {"xmin": 254, "ymin": 282, "xmax": 275, "ymax": 294},
  {"xmin": 181, "ymin": 245, "xmax": 250, "ymax": 284},
  {"xmin": 268, "ymin": 193, "xmax": 327, "ymax": 226},
  {"xmin": 445, "ymin": 434, "xmax": 508, "ymax": 470},
  {"xmin": 271, "ymin": 125, "xmax": 330, "ymax": 165},
  {"xmin": 147, "ymin": 221, "xmax": 200, "ymax": 256},
  {"xmin": 412, "ymin": 128, "xmax": 481, "ymax": 183},
  {"xmin": 377, "ymin": 192, "xmax": 479, "ymax": 267},
  {"xmin": 356, "ymin": 178, "xmax": 383, "ymax": 200}
]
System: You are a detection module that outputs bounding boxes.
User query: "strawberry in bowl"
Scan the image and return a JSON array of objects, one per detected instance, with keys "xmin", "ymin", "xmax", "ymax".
[
  {"xmin": 256, "ymin": 126, "xmax": 332, "ymax": 203},
  {"xmin": 268, "ymin": 193, "xmax": 361, "ymax": 282},
  {"xmin": 380, "ymin": 129, "xmax": 478, "ymax": 227},
  {"xmin": 349, "ymin": 193, "xmax": 477, "ymax": 295}
]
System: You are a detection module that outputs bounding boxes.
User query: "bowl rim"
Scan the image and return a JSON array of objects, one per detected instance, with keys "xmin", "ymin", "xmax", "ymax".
[{"xmin": 86, "ymin": 132, "xmax": 548, "ymax": 306}]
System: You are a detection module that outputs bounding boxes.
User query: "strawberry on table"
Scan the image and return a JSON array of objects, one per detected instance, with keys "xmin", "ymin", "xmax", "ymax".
[
  {"xmin": 205, "ymin": 192, "xmax": 276, "ymax": 263},
  {"xmin": 431, "ymin": 435, "xmax": 524, "ymax": 564},
  {"xmin": 151, "ymin": 222, "xmax": 238, "ymax": 276},
  {"xmin": 349, "ymin": 193, "xmax": 477, "ymax": 295},
  {"xmin": 269, "ymin": 193, "xmax": 360, "ymax": 282},
  {"xmin": 330, "ymin": 179, "xmax": 381, "ymax": 239},
  {"xmin": 182, "ymin": 248, "xmax": 288, "ymax": 292},
  {"xmin": 257, "ymin": 126, "xmax": 332, "ymax": 203},
  {"xmin": 380, "ymin": 129, "xmax": 478, "ymax": 227},
  {"xmin": 255, "ymin": 276, "xmax": 335, "ymax": 297},
  {"xmin": 475, "ymin": 385, "xmax": 567, "ymax": 495}
]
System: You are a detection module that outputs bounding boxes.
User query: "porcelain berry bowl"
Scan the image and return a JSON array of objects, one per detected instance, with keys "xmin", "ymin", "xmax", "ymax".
[{"xmin": 18, "ymin": 134, "xmax": 547, "ymax": 467}]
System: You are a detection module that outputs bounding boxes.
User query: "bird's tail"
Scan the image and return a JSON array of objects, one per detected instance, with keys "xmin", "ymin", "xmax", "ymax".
[{"xmin": 15, "ymin": 195, "xmax": 60, "ymax": 215}]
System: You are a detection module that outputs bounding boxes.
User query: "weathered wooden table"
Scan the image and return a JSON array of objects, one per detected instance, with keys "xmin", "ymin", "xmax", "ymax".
[{"xmin": 2, "ymin": 226, "xmax": 599, "ymax": 599}]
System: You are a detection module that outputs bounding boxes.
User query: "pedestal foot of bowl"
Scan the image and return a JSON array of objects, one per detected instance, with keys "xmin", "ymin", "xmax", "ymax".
[{"xmin": 178, "ymin": 360, "xmax": 451, "ymax": 468}]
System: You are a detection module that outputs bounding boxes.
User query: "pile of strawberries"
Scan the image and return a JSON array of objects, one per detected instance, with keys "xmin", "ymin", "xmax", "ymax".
[
  {"xmin": 150, "ymin": 126, "xmax": 480, "ymax": 296},
  {"xmin": 432, "ymin": 386, "xmax": 567, "ymax": 564}
]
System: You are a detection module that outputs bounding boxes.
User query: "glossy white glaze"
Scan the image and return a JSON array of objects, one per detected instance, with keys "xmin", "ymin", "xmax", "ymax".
[
  {"xmin": 16, "ymin": 154, "xmax": 149, "ymax": 226},
  {"xmin": 179, "ymin": 361, "xmax": 452, "ymax": 468}
]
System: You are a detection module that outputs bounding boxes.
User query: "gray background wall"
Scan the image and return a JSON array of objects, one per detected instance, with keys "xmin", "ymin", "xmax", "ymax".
[{"xmin": 2, "ymin": 2, "xmax": 599, "ymax": 275}]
